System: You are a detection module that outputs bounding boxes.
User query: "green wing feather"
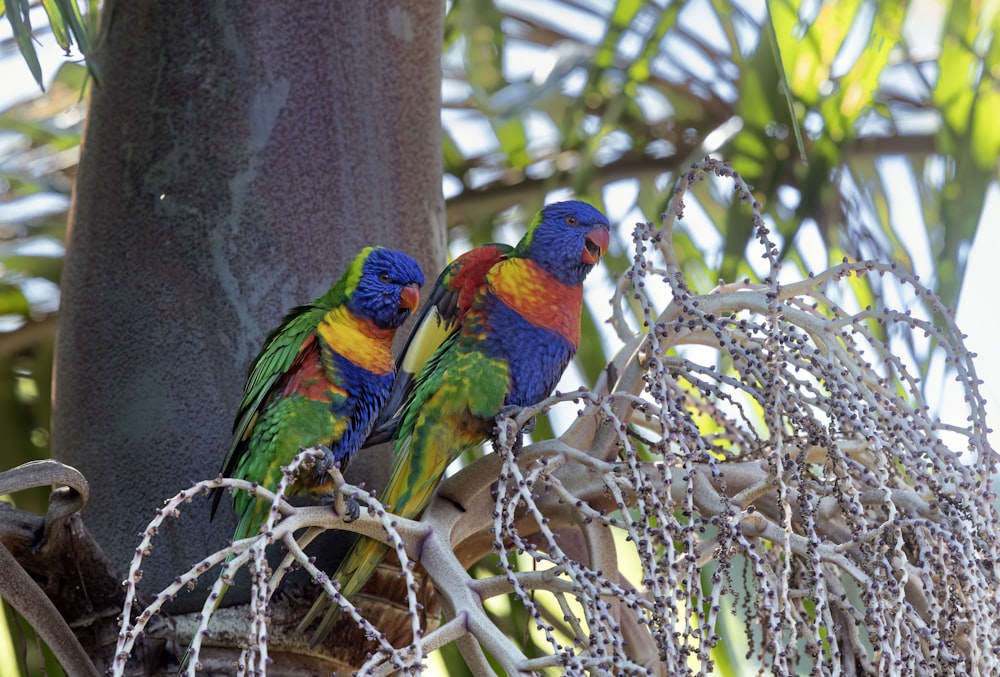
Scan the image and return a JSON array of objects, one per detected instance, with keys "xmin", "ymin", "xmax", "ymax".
[
  {"xmin": 367, "ymin": 243, "xmax": 513, "ymax": 445},
  {"xmin": 211, "ymin": 303, "xmax": 333, "ymax": 520}
]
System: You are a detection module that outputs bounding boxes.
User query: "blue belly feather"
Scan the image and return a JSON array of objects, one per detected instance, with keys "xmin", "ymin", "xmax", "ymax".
[{"xmin": 479, "ymin": 293, "xmax": 576, "ymax": 407}]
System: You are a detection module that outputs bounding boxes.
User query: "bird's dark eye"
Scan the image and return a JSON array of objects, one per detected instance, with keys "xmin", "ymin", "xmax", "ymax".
[
  {"xmin": 565, "ymin": 215, "xmax": 579, "ymax": 226},
  {"xmin": 378, "ymin": 272, "xmax": 391, "ymax": 283}
]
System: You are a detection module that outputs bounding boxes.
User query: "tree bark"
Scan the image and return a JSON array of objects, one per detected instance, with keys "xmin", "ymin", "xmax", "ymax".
[{"xmin": 52, "ymin": 0, "xmax": 444, "ymax": 670}]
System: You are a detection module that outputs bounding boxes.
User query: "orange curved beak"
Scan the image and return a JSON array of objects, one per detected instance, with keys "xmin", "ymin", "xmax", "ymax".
[
  {"xmin": 582, "ymin": 227, "xmax": 610, "ymax": 264},
  {"xmin": 399, "ymin": 283, "xmax": 420, "ymax": 312}
]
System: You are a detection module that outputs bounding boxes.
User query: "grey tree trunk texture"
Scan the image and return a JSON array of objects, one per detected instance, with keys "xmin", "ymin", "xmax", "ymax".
[{"xmin": 52, "ymin": 0, "xmax": 444, "ymax": 670}]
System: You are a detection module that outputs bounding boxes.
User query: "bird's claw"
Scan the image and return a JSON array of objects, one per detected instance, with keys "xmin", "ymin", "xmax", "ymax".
[
  {"xmin": 520, "ymin": 415, "xmax": 537, "ymax": 436},
  {"xmin": 320, "ymin": 491, "xmax": 361, "ymax": 522},
  {"xmin": 498, "ymin": 404, "xmax": 521, "ymax": 419},
  {"xmin": 341, "ymin": 495, "xmax": 361, "ymax": 522},
  {"xmin": 497, "ymin": 405, "xmax": 537, "ymax": 433},
  {"xmin": 495, "ymin": 406, "xmax": 536, "ymax": 452},
  {"xmin": 318, "ymin": 444, "xmax": 338, "ymax": 469},
  {"xmin": 309, "ymin": 445, "xmax": 345, "ymax": 486}
]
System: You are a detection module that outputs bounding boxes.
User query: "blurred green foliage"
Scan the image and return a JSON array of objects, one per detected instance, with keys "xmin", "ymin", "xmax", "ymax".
[
  {"xmin": 1, "ymin": 63, "xmax": 85, "ymax": 515},
  {"xmin": 1, "ymin": 0, "xmax": 101, "ymax": 89}
]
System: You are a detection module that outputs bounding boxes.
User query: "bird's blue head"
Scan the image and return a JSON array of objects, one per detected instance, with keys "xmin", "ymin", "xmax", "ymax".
[
  {"xmin": 347, "ymin": 247, "xmax": 425, "ymax": 329},
  {"xmin": 514, "ymin": 200, "xmax": 611, "ymax": 286}
]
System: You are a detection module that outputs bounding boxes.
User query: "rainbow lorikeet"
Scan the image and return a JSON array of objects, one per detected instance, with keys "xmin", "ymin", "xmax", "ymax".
[
  {"xmin": 300, "ymin": 200, "xmax": 611, "ymax": 643},
  {"xmin": 210, "ymin": 246, "xmax": 424, "ymax": 554}
]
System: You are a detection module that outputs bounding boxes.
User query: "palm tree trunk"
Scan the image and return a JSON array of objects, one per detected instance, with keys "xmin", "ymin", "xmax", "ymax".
[{"xmin": 53, "ymin": 1, "xmax": 444, "ymax": 670}]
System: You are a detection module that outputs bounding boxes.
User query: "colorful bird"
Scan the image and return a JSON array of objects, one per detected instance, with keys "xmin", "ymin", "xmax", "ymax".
[
  {"xmin": 301, "ymin": 200, "xmax": 611, "ymax": 643},
  {"xmin": 210, "ymin": 246, "xmax": 424, "ymax": 555}
]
